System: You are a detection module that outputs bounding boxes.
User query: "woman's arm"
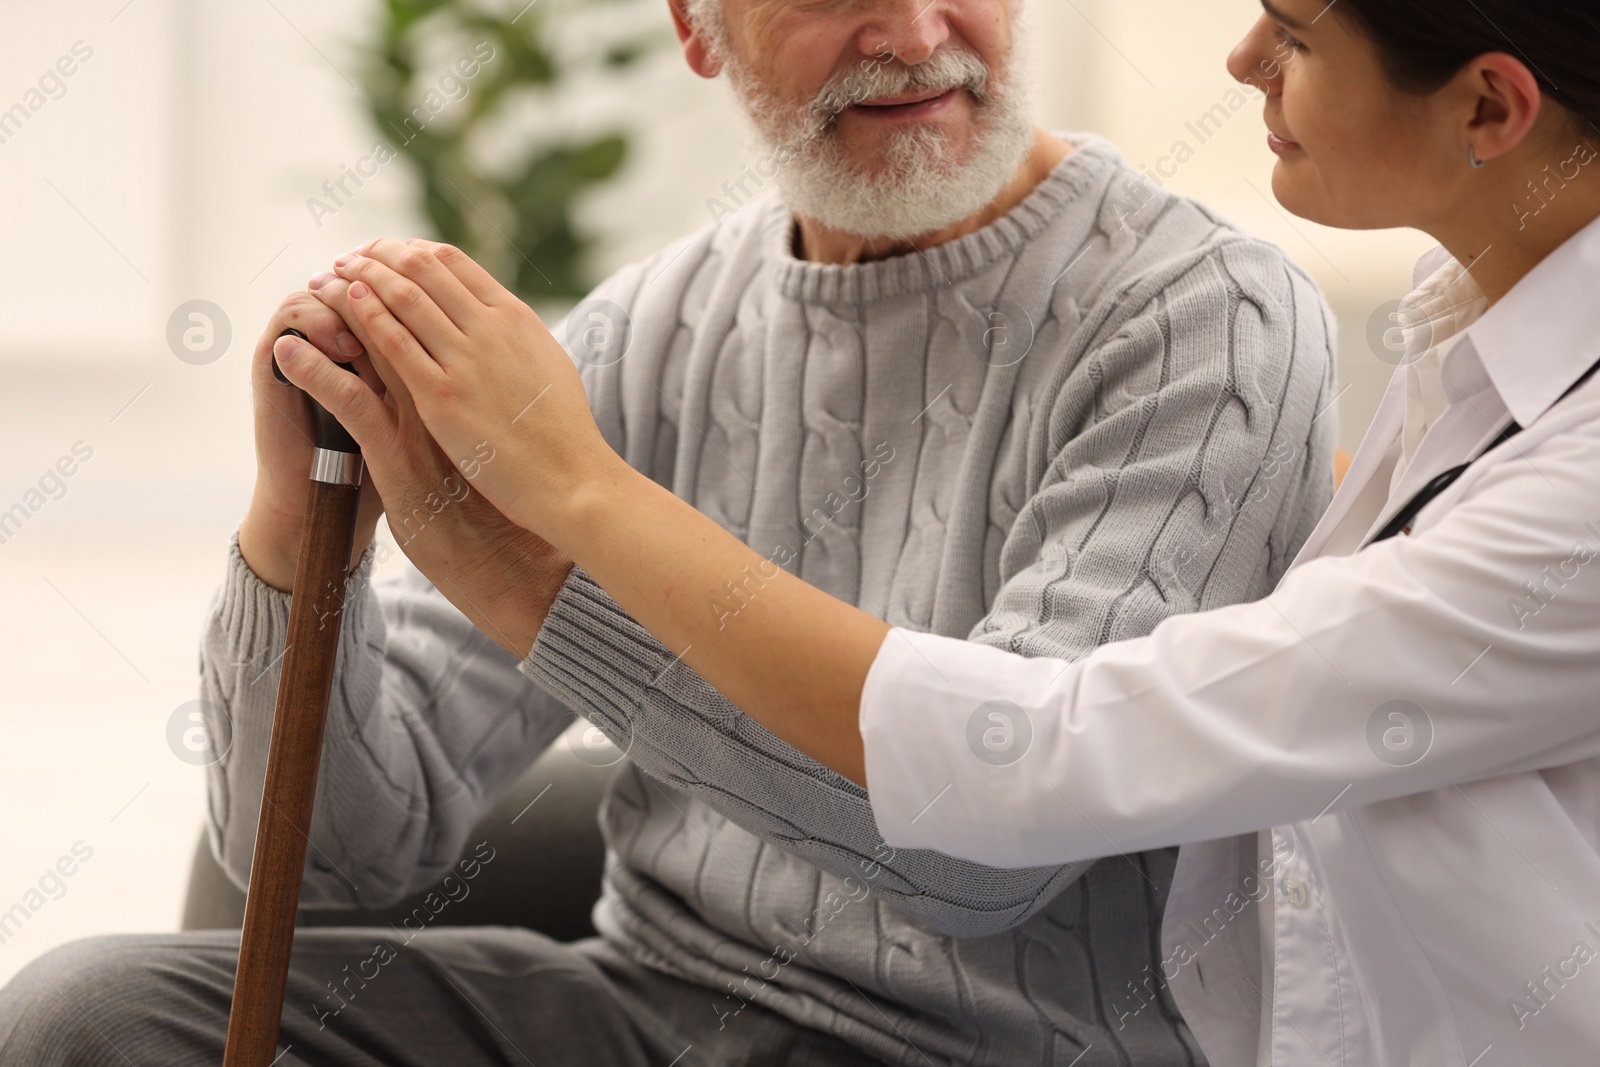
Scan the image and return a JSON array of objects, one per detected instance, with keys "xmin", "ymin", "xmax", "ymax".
[
  {"xmin": 547, "ymin": 454, "xmax": 888, "ymax": 783},
  {"xmin": 292, "ymin": 234, "xmax": 1334, "ymax": 798}
]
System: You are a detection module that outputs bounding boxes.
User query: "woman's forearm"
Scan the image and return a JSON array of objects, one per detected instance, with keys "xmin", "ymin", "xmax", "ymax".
[{"xmin": 545, "ymin": 453, "xmax": 888, "ymax": 786}]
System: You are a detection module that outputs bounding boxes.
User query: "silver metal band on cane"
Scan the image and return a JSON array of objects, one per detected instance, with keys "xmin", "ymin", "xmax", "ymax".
[{"xmin": 311, "ymin": 448, "xmax": 365, "ymax": 487}]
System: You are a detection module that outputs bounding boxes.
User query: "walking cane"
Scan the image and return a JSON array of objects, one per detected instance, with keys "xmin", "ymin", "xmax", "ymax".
[{"xmin": 222, "ymin": 329, "xmax": 364, "ymax": 1066}]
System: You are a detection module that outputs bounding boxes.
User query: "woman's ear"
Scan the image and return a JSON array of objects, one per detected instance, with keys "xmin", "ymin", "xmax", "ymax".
[
  {"xmin": 1460, "ymin": 52, "xmax": 1545, "ymax": 165},
  {"xmin": 667, "ymin": 0, "xmax": 725, "ymax": 79}
]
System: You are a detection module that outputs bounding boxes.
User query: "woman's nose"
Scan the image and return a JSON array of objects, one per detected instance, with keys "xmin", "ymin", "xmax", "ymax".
[{"xmin": 1227, "ymin": 17, "xmax": 1278, "ymax": 94}]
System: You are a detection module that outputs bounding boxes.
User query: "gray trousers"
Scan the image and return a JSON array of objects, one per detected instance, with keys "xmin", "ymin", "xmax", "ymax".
[{"xmin": 0, "ymin": 928, "xmax": 894, "ymax": 1066}]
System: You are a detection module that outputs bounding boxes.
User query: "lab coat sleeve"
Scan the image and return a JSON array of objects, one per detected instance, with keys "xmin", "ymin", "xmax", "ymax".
[{"xmin": 863, "ymin": 400, "xmax": 1600, "ymax": 867}]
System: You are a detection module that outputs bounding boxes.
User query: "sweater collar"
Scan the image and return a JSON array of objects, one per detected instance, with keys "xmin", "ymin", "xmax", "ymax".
[{"xmin": 766, "ymin": 132, "xmax": 1122, "ymax": 306}]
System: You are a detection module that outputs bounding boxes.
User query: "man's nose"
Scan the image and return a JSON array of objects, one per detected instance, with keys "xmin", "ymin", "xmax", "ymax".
[{"xmin": 855, "ymin": 0, "xmax": 953, "ymax": 67}]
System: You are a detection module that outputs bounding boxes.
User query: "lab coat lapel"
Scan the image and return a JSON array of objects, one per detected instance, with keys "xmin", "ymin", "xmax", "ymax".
[
  {"xmin": 1290, "ymin": 368, "xmax": 1409, "ymax": 567},
  {"xmin": 1358, "ymin": 378, "xmax": 1506, "ymax": 548}
]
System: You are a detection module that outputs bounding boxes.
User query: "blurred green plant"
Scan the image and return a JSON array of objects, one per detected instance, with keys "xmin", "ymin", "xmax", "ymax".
[{"xmin": 361, "ymin": 0, "xmax": 664, "ymax": 300}]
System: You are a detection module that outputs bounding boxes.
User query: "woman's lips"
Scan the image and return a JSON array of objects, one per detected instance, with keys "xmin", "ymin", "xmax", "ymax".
[{"xmin": 1267, "ymin": 130, "xmax": 1302, "ymax": 154}]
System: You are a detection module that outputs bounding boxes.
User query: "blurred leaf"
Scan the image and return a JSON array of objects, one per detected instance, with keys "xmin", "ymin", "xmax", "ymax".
[
  {"xmin": 359, "ymin": 0, "xmax": 661, "ymax": 300},
  {"xmin": 605, "ymin": 30, "xmax": 673, "ymax": 68}
]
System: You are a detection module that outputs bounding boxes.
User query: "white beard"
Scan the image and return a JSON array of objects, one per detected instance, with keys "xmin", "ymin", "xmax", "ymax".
[{"xmin": 712, "ymin": 26, "xmax": 1036, "ymax": 241}]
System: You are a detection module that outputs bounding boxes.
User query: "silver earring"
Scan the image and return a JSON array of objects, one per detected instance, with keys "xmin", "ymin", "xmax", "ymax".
[{"xmin": 1468, "ymin": 145, "xmax": 1485, "ymax": 169}]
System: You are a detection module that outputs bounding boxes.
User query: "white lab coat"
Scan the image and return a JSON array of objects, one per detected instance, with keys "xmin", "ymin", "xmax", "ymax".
[{"xmin": 860, "ymin": 217, "xmax": 1600, "ymax": 1064}]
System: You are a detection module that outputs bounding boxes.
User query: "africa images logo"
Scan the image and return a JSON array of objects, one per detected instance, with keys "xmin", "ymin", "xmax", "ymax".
[
  {"xmin": 1366, "ymin": 700, "xmax": 1433, "ymax": 767},
  {"xmin": 563, "ymin": 299, "xmax": 632, "ymax": 368},
  {"xmin": 965, "ymin": 699, "xmax": 1033, "ymax": 767}
]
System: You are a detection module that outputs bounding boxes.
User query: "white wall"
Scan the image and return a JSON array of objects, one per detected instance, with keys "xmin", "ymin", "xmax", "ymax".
[{"xmin": 0, "ymin": 0, "xmax": 1431, "ymax": 985}]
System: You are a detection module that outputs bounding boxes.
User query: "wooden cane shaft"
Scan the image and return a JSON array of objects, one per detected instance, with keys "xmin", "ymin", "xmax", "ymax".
[{"xmin": 222, "ymin": 475, "xmax": 361, "ymax": 1067}]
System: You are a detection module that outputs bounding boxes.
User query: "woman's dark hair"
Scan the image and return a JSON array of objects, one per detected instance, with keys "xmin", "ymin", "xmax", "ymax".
[{"xmin": 1338, "ymin": 0, "xmax": 1600, "ymax": 136}]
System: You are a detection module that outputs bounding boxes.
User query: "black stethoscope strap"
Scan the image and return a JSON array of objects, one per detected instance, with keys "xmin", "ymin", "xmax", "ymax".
[{"xmin": 1364, "ymin": 356, "xmax": 1600, "ymax": 548}]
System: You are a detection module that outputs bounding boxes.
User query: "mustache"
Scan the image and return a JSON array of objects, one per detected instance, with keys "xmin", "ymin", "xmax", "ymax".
[{"xmin": 810, "ymin": 48, "xmax": 994, "ymax": 124}]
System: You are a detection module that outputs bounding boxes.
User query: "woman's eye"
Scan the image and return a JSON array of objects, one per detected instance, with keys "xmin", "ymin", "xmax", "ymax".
[{"xmin": 1275, "ymin": 24, "xmax": 1307, "ymax": 52}]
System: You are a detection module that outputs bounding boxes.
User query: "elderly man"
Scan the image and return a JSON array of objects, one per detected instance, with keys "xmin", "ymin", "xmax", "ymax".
[{"xmin": 0, "ymin": 1, "xmax": 1335, "ymax": 1064}]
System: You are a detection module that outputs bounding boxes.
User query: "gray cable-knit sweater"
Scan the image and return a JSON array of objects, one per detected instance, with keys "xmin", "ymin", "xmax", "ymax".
[{"xmin": 202, "ymin": 134, "xmax": 1336, "ymax": 1066}]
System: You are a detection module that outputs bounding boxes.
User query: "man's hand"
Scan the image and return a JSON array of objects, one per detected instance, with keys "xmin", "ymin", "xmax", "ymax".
[
  {"xmin": 237, "ymin": 291, "xmax": 387, "ymax": 591},
  {"xmin": 243, "ymin": 259, "xmax": 574, "ymax": 659}
]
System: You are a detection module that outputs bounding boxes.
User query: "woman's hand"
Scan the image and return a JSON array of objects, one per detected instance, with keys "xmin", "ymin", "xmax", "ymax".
[
  {"xmin": 320, "ymin": 237, "xmax": 626, "ymax": 549},
  {"xmin": 271, "ymin": 256, "xmax": 576, "ymax": 658},
  {"xmin": 312, "ymin": 238, "xmax": 887, "ymax": 784}
]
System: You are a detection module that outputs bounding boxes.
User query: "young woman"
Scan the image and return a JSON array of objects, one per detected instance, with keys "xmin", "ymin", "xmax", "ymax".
[{"xmin": 274, "ymin": 0, "xmax": 1600, "ymax": 1060}]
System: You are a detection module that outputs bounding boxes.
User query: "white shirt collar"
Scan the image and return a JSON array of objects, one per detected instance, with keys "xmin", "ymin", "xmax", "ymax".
[
  {"xmin": 1461, "ymin": 211, "xmax": 1600, "ymax": 427},
  {"xmin": 1389, "ymin": 250, "xmax": 1488, "ymax": 490}
]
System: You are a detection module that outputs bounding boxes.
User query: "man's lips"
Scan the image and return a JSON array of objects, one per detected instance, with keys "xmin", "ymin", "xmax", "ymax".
[
  {"xmin": 857, "ymin": 85, "xmax": 954, "ymax": 108},
  {"xmin": 852, "ymin": 86, "xmax": 960, "ymax": 115}
]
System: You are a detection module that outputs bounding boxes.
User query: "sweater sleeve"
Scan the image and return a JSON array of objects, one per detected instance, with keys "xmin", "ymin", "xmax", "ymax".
[
  {"xmin": 975, "ymin": 236, "xmax": 1337, "ymax": 657},
  {"xmin": 199, "ymin": 532, "xmax": 576, "ymax": 907},
  {"xmin": 520, "ymin": 237, "xmax": 1337, "ymax": 938}
]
